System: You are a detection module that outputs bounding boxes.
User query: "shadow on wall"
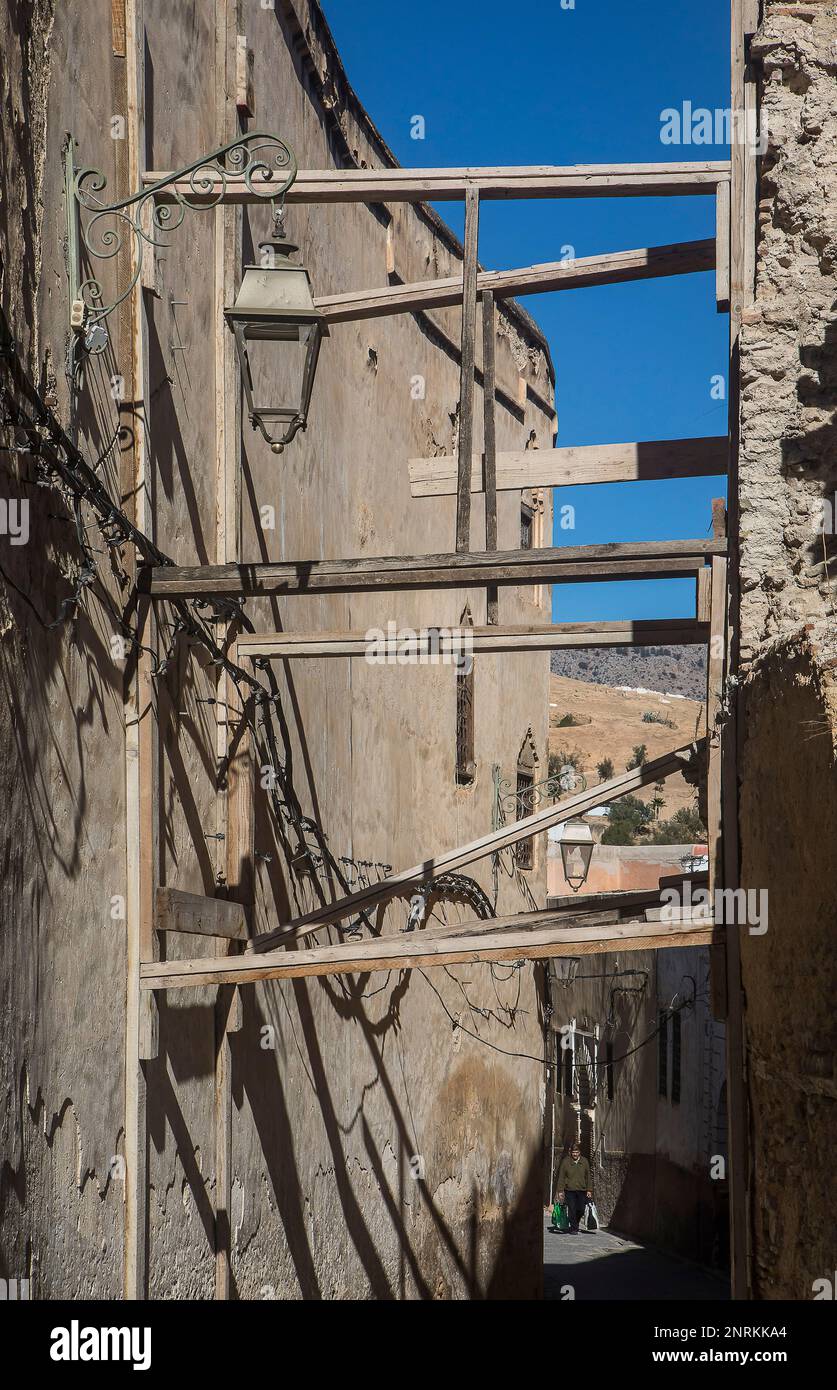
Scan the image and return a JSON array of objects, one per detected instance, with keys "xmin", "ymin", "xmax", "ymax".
[
  {"xmin": 739, "ymin": 641, "xmax": 837, "ymax": 1298},
  {"xmin": 146, "ymin": 961, "xmax": 545, "ymax": 1300}
]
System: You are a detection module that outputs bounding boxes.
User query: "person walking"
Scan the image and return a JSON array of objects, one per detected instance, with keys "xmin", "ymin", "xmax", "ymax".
[{"xmin": 556, "ymin": 1141, "xmax": 593, "ymax": 1233}]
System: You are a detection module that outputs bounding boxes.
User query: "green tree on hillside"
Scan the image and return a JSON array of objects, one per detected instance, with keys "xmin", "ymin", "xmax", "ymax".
[
  {"xmin": 649, "ymin": 805, "xmax": 707, "ymax": 845},
  {"xmin": 626, "ymin": 744, "xmax": 648, "ymax": 771},
  {"xmin": 601, "ymin": 795, "xmax": 654, "ymax": 846}
]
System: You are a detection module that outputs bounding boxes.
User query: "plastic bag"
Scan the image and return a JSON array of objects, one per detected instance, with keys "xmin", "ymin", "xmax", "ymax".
[
  {"xmin": 551, "ymin": 1201, "xmax": 570, "ymax": 1232},
  {"xmin": 583, "ymin": 1200, "xmax": 599, "ymax": 1232}
]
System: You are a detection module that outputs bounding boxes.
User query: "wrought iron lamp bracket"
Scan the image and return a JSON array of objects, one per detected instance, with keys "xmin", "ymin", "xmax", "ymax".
[
  {"xmin": 65, "ymin": 129, "xmax": 298, "ymax": 357},
  {"xmin": 497, "ymin": 767, "xmax": 589, "ymax": 818}
]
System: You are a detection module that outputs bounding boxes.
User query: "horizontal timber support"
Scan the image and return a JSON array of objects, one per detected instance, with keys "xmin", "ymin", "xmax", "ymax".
[
  {"xmin": 253, "ymin": 740, "xmax": 703, "ymax": 949},
  {"xmin": 155, "ymin": 887, "xmax": 248, "ymax": 942},
  {"xmin": 143, "ymin": 539, "xmax": 724, "ymax": 600},
  {"xmin": 143, "ymin": 162, "xmax": 730, "ymax": 205},
  {"xmin": 316, "ymin": 241, "xmax": 716, "ymax": 324},
  {"xmin": 236, "ymin": 619, "xmax": 710, "ymax": 660},
  {"xmin": 547, "ymin": 874, "xmax": 708, "ymax": 915},
  {"xmin": 409, "ymin": 437, "xmax": 729, "ymax": 497},
  {"xmin": 141, "ymin": 913, "xmax": 719, "ymax": 990}
]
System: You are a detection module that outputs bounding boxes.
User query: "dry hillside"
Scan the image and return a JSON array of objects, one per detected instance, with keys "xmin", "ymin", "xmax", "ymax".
[
  {"xmin": 551, "ymin": 644, "xmax": 706, "ymax": 700},
  {"xmin": 549, "ymin": 674, "xmax": 704, "ymax": 819}
]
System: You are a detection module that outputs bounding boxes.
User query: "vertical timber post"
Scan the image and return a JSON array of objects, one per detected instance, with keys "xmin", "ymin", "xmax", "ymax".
[
  {"xmin": 707, "ymin": 553, "xmax": 727, "ymax": 1019},
  {"xmin": 124, "ymin": 0, "xmax": 158, "ymax": 1300},
  {"xmin": 455, "ymin": 186, "xmax": 480, "ymax": 553},
  {"xmin": 482, "ymin": 289, "xmax": 498, "ymax": 623},
  {"xmin": 214, "ymin": 0, "xmax": 244, "ymax": 1301},
  {"xmin": 725, "ymin": 0, "xmax": 760, "ymax": 1301}
]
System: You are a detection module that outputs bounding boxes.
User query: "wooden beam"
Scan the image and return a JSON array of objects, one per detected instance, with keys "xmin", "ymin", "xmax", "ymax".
[
  {"xmin": 456, "ymin": 187, "xmax": 480, "ymax": 553},
  {"xmin": 716, "ymin": 179, "xmax": 731, "ymax": 311},
  {"xmin": 644, "ymin": 906, "xmax": 712, "ymax": 924},
  {"xmin": 726, "ymin": 0, "xmax": 758, "ymax": 1303},
  {"xmin": 155, "ymin": 886, "xmax": 249, "ymax": 941},
  {"xmin": 316, "ymin": 240, "xmax": 716, "ymax": 325},
  {"xmin": 123, "ymin": 0, "xmax": 155, "ymax": 1304},
  {"xmin": 235, "ymin": 619, "xmax": 710, "ymax": 661},
  {"xmin": 547, "ymin": 874, "xmax": 708, "ymax": 915},
  {"xmin": 143, "ymin": 539, "xmax": 724, "ymax": 600},
  {"xmin": 697, "ymin": 567, "xmax": 711, "ymax": 622},
  {"xmin": 141, "ymin": 915, "xmax": 719, "ymax": 990},
  {"xmin": 225, "ymin": 677, "xmax": 255, "ymax": 928},
  {"xmin": 143, "ymin": 161, "xmax": 730, "ymax": 205},
  {"xmin": 409, "ymin": 436, "xmax": 729, "ymax": 497},
  {"xmin": 252, "ymin": 741, "xmax": 702, "ymax": 948},
  {"xmin": 214, "ymin": 6, "xmax": 241, "ymax": 1303},
  {"xmin": 731, "ymin": 4, "xmax": 759, "ymax": 338},
  {"xmin": 482, "ymin": 289, "xmax": 499, "ymax": 622},
  {"xmin": 707, "ymin": 557, "xmax": 727, "ymax": 1009}
]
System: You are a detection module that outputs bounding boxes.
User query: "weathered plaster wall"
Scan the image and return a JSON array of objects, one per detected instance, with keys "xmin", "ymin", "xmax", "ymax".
[
  {"xmin": 1, "ymin": 0, "xmax": 555, "ymax": 1299},
  {"xmin": 0, "ymin": 0, "xmax": 129, "ymax": 1299},
  {"xmin": 738, "ymin": 1, "xmax": 837, "ymax": 1299}
]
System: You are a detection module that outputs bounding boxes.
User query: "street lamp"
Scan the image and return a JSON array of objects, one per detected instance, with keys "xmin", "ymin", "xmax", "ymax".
[
  {"xmin": 68, "ymin": 130, "xmax": 328, "ymax": 453},
  {"xmin": 559, "ymin": 816, "xmax": 595, "ymax": 893},
  {"xmin": 225, "ymin": 231, "xmax": 328, "ymax": 454}
]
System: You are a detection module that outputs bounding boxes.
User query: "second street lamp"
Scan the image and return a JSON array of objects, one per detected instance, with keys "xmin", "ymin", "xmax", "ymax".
[{"xmin": 559, "ymin": 816, "xmax": 595, "ymax": 894}]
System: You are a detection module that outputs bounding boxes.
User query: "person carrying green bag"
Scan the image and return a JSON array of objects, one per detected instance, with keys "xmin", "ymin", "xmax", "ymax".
[
  {"xmin": 550, "ymin": 1198, "xmax": 570, "ymax": 1232},
  {"xmin": 556, "ymin": 1142, "xmax": 593, "ymax": 1234}
]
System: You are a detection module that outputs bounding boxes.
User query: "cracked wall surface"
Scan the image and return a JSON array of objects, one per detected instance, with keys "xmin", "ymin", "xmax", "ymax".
[{"xmin": 738, "ymin": 1, "xmax": 837, "ymax": 1299}]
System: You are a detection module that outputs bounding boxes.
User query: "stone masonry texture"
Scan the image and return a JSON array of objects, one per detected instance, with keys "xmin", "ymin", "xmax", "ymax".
[{"xmin": 739, "ymin": 1, "xmax": 837, "ymax": 1299}]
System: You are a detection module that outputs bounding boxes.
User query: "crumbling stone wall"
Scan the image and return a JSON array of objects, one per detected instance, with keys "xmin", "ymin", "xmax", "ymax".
[{"xmin": 738, "ymin": 1, "xmax": 837, "ymax": 1299}]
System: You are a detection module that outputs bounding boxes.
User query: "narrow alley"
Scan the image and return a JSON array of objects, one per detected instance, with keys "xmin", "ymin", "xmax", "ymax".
[{"xmin": 544, "ymin": 1217, "xmax": 729, "ymax": 1301}]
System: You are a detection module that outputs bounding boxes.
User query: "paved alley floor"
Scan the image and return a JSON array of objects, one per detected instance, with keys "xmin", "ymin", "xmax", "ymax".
[{"xmin": 544, "ymin": 1214, "xmax": 730, "ymax": 1300}]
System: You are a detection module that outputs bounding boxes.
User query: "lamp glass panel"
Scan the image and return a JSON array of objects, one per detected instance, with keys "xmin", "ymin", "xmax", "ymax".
[
  {"xmin": 561, "ymin": 836, "xmax": 594, "ymax": 889},
  {"xmin": 243, "ymin": 322, "xmax": 316, "ymax": 425}
]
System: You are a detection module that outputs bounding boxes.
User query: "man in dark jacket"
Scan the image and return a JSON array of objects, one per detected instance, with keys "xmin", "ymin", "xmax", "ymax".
[{"xmin": 556, "ymin": 1143, "xmax": 593, "ymax": 1233}]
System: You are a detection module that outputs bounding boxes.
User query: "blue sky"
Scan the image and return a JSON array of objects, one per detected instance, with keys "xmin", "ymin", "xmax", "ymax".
[{"xmin": 320, "ymin": 0, "xmax": 730, "ymax": 621}]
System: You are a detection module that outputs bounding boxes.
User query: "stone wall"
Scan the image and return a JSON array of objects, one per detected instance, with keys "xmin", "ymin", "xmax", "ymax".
[
  {"xmin": 0, "ymin": 0, "xmax": 555, "ymax": 1299},
  {"xmin": 738, "ymin": 1, "xmax": 837, "ymax": 1299}
]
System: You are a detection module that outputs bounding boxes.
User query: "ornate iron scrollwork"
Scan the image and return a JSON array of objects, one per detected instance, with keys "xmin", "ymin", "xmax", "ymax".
[
  {"xmin": 68, "ymin": 131, "xmax": 297, "ymax": 353},
  {"xmin": 496, "ymin": 765, "xmax": 588, "ymax": 819}
]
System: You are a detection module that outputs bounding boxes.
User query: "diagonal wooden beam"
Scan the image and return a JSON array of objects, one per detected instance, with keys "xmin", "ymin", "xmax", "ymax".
[
  {"xmin": 143, "ymin": 162, "xmax": 730, "ymax": 205},
  {"xmin": 141, "ymin": 914, "xmax": 719, "ymax": 990},
  {"xmin": 142, "ymin": 538, "xmax": 724, "ymax": 600},
  {"xmin": 252, "ymin": 741, "xmax": 703, "ymax": 949},
  {"xmin": 409, "ymin": 436, "xmax": 729, "ymax": 497},
  {"xmin": 315, "ymin": 240, "xmax": 716, "ymax": 325}
]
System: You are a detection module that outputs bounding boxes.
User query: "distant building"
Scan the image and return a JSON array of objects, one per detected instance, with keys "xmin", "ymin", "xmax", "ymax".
[{"xmin": 546, "ymin": 936, "xmax": 728, "ymax": 1269}]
